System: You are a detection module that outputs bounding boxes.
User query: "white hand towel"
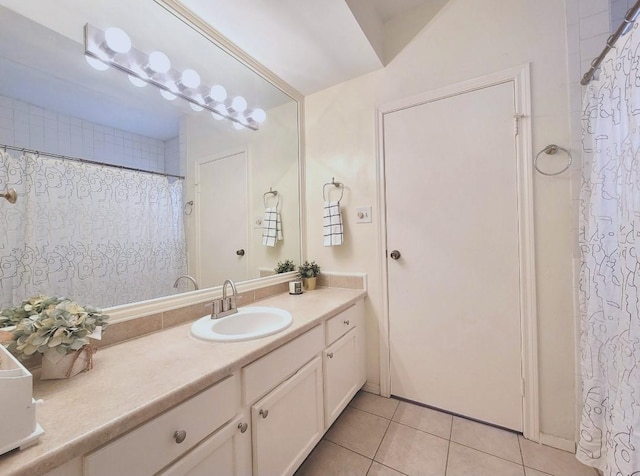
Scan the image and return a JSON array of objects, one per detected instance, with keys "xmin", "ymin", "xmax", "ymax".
[
  {"xmin": 323, "ymin": 201, "xmax": 344, "ymax": 246},
  {"xmin": 262, "ymin": 207, "xmax": 283, "ymax": 247}
]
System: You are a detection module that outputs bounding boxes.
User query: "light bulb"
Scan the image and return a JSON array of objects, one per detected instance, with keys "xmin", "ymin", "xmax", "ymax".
[
  {"xmin": 160, "ymin": 89, "xmax": 177, "ymax": 101},
  {"xmin": 251, "ymin": 108, "xmax": 267, "ymax": 123},
  {"xmin": 180, "ymin": 69, "xmax": 200, "ymax": 89},
  {"xmin": 211, "ymin": 112, "xmax": 224, "ymax": 120},
  {"xmin": 209, "ymin": 85, "xmax": 227, "ymax": 102},
  {"xmin": 128, "ymin": 75, "xmax": 147, "ymax": 87},
  {"xmin": 190, "ymin": 103, "xmax": 203, "ymax": 112},
  {"xmin": 213, "ymin": 103, "xmax": 228, "ymax": 116},
  {"xmin": 148, "ymin": 51, "xmax": 171, "ymax": 74},
  {"xmin": 85, "ymin": 55, "xmax": 109, "ymax": 71},
  {"xmin": 165, "ymin": 81, "xmax": 179, "ymax": 93},
  {"xmin": 104, "ymin": 27, "xmax": 131, "ymax": 54},
  {"xmin": 230, "ymin": 96, "xmax": 248, "ymax": 113}
]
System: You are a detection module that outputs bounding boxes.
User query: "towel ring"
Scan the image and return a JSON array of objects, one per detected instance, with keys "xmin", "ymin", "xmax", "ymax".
[
  {"xmin": 323, "ymin": 177, "xmax": 344, "ymax": 203},
  {"xmin": 184, "ymin": 200, "xmax": 193, "ymax": 215},
  {"xmin": 534, "ymin": 145, "xmax": 572, "ymax": 176},
  {"xmin": 264, "ymin": 188, "xmax": 279, "ymax": 208}
]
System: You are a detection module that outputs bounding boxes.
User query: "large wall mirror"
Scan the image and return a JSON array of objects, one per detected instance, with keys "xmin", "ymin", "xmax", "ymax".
[{"xmin": 0, "ymin": 0, "xmax": 302, "ymax": 310}]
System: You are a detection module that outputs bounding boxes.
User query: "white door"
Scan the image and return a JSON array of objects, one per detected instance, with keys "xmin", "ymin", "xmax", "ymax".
[
  {"xmin": 196, "ymin": 151, "xmax": 248, "ymax": 288},
  {"xmin": 384, "ymin": 81, "xmax": 523, "ymax": 431}
]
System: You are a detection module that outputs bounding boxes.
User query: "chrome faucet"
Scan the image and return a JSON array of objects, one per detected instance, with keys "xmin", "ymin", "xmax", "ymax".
[
  {"xmin": 173, "ymin": 275, "xmax": 199, "ymax": 290},
  {"xmin": 211, "ymin": 279, "xmax": 239, "ymax": 319}
]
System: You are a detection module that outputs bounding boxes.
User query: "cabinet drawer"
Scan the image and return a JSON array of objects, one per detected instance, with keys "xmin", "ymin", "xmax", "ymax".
[
  {"xmin": 242, "ymin": 325, "xmax": 324, "ymax": 405},
  {"xmin": 326, "ymin": 301, "xmax": 363, "ymax": 345},
  {"xmin": 84, "ymin": 375, "xmax": 237, "ymax": 476}
]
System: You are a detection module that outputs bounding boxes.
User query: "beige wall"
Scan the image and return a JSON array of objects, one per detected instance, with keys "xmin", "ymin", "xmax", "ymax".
[{"xmin": 304, "ymin": 0, "xmax": 575, "ymax": 441}]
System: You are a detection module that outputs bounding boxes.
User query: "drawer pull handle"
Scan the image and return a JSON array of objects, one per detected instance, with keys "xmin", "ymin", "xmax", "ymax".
[
  {"xmin": 327, "ymin": 352, "xmax": 334, "ymax": 359},
  {"xmin": 259, "ymin": 409, "xmax": 269, "ymax": 419},
  {"xmin": 344, "ymin": 320, "xmax": 350, "ymax": 325},
  {"xmin": 173, "ymin": 430, "xmax": 187, "ymax": 444},
  {"xmin": 238, "ymin": 422, "xmax": 248, "ymax": 433}
]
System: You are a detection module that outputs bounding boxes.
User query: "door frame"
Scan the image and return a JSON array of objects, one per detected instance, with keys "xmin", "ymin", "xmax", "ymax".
[
  {"xmin": 376, "ymin": 64, "xmax": 539, "ymax": 441},
  {"xmin": 194, "ymin": 148, "xmax": 250, "ymax": 285}
]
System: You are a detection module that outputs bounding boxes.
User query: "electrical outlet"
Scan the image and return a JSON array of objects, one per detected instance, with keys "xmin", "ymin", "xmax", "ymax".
[{"xmin": 355, "ymin": 206, "xmax": 372, "ymax": 224}]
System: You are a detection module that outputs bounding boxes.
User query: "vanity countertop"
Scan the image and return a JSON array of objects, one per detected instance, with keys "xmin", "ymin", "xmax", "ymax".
[{"xmin": 0, "ymin": 287, "xmax": 366, "ymax": 476}]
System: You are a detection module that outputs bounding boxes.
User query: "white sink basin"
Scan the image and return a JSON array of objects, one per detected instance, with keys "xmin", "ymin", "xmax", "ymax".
[{"xmin": 190, "ymin": 306, "xmax": 293, "ymax": 342}]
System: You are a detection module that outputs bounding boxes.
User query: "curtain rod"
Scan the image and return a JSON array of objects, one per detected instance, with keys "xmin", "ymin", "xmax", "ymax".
[
  {"xmin": 581, "ymin": 0, "xmax": 640, "ymax": 85},
  {"xmin": 0, "ymin": 143, "xmax": 185, "ymax": 180}
]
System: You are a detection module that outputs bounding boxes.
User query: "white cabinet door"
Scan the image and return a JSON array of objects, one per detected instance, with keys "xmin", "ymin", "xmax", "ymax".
[
  {"xmin": 324, "ymin": 328, "xmax": 359, "ymax": 428},
  {"xmin": 252, "ymin": 356, "xmax": 323, "ymax": 476},
  {"xmin": 159, "ymin": 414, "xmax": 251, "ymax": 476}
]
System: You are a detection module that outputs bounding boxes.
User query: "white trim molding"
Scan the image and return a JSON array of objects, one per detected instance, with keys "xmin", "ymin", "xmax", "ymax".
[
  {"xmin": 540, "ymin": 433, "xmax": 576, "ymax": 453},
  {"xmin": 376, "ymin": 64, "xmax": 539, "ymax": 442}
]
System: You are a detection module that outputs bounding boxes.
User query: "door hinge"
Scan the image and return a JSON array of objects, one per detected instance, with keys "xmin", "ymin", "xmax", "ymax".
[{"xmin": 514, "ymin": 114, "xmax": 524, "ymax": 136}]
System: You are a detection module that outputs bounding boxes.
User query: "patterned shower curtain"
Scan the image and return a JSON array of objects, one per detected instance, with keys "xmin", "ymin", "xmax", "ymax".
[
  {"xmin": 0, "ymin": 150, "xmax": 186, "ymax": 309},
  {"xmin": 578, "ymin": 21, "xmax": 640, "ymax": 475}
]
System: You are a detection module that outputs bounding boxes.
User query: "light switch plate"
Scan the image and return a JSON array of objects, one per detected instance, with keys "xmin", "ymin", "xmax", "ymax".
[{"xmin": 355, "ymin": 206, "xmax": 372, "ymax": 223}]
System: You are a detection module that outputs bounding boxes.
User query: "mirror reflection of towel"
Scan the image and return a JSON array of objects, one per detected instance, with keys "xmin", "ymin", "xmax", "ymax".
[
  {"xmin": 262, "ymin": 207, "xmax": 282, "ymax": 247},
  {"xmin": 323, "ymin": 201, "xmax": 343, "ymax": 246}
]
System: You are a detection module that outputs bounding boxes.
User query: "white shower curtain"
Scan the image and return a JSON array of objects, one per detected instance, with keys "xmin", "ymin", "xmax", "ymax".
[
  {"xmin": 578, "ymin": 21, "xmax": 640, "ymax": 475},
  {"xmin": 0, "ymin": 150, "xmax": 186, "ymax": 309}
]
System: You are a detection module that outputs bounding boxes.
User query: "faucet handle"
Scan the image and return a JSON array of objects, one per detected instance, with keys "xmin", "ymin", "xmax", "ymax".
[{"xmin": 211, "ymin": 299, "xmax": 222, "ymax": 317}]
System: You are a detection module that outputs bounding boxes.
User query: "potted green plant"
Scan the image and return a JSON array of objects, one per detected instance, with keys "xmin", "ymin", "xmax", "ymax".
[
  {"xmin": 298, "ymin": 261, "xmax": 321, "ymax": 290},
  {"xmin": 274, "ymin": 259, "xmax": 296, "ymax": 274},
  {"xmin": 1, "ymin": 296, "xmax": 109, "ymax": 379}
]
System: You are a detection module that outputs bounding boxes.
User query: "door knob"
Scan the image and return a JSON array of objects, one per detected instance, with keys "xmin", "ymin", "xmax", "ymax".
[
  {"xmin": 236, "ymin": 249, "xmax": 245, "ymax": 256},
  {"xmin": 390, "ymin": 250, "xmax": 401, "ymax": 260}
]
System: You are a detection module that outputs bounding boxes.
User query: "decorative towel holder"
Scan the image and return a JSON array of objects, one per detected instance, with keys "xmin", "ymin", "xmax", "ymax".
[
  {"xmin": 263, "ymin": 187, "xmax": 279, "ymax": 208},
  {"xmin": 183, "ymin": 200, "xmax": 194, "ymax": 215},
  {"xmin": 534, "ymin": 145, "xmax": 572, "ymax": 176},
  {"xmin": 323, "ymin": 177, "xmax": 344, "ymax": 203}
]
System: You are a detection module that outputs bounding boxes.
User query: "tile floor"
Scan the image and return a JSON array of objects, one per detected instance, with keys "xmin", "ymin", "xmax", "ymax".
[{"xmin": 296, "ymin": 391, "xmax": 598, "ymax": 476}]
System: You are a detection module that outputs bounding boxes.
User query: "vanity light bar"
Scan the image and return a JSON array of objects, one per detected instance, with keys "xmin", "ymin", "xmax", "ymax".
[{"xmin": 83, "ymin": 24, "xmax": 266, "ymax": 131}]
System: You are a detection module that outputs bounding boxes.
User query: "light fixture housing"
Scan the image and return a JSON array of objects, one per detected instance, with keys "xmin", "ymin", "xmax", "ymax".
[{"xmin": 84, "ymin": 23, "xmax": 262, "ymax": 130}]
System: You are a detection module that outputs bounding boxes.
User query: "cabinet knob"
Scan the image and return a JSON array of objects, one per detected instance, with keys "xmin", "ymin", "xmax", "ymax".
[
  {"xmin": 259, "ymin": 409, "xmax": 269, "ymax": 419},
  {"xmin": 327, "ymin": 352, "xmax": 334, "ymax": 359},
  {"xmin": 236, "ymin": 249, "xmax": 245, "ymax": 256},
  {"xmin": 343, "ymin": 320, "xmax": 350, "ymax": 325},
  {"xmin": 238, "ymin": 422, "xmax": 248, "ymax": 433},
  {"xmin": 173, "ymin": 430, "xmax": 187, "ymax": 444},
  {"xmin": 390, "ymin": 250, "xmax": 401, "ymax": 260}
]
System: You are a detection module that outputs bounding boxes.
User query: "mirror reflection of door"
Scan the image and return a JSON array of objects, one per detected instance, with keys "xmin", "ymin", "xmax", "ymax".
[{"xmin": 195, "ymin": 150, "xmax": 249, "ymax": 287}]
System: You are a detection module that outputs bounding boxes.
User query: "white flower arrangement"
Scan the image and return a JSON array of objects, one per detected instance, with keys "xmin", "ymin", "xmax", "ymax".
[{"xmin": 0, "ymin": 296, "xmax": 109, "ymax": 359}]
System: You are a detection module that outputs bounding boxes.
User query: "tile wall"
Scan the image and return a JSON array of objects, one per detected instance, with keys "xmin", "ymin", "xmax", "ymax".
[
  {"xmin": 0, "ymin": 94, "xmax": 180, "ymax": 175},
  {"xmin": 610, "ymin": 0, "xmax": 637, "ymax": 31}
]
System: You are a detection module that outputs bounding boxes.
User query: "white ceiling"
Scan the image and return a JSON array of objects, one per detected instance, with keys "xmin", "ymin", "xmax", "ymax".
[
  {"xmin": 371, "ymin": 0, "xmax": 438, "ymax": 22},
  {"xmin": 176, "ymin": 0, "xmax": 442, "ymax": 96}
]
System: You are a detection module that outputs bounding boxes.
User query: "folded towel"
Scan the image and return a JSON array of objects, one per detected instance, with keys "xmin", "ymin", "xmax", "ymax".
[
  {"xmin": 323, "ymin": 201, "xmax": 343, "ymax": 246},
  {"xmin": 262, "ymin": 207, "xmax": 283, "ymax": 247}
]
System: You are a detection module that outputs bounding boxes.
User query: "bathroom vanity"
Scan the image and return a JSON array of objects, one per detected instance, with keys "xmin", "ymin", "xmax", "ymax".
[{"xmin": 0, "ymin": 287, "xmax": 366, "ymax": 476}]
